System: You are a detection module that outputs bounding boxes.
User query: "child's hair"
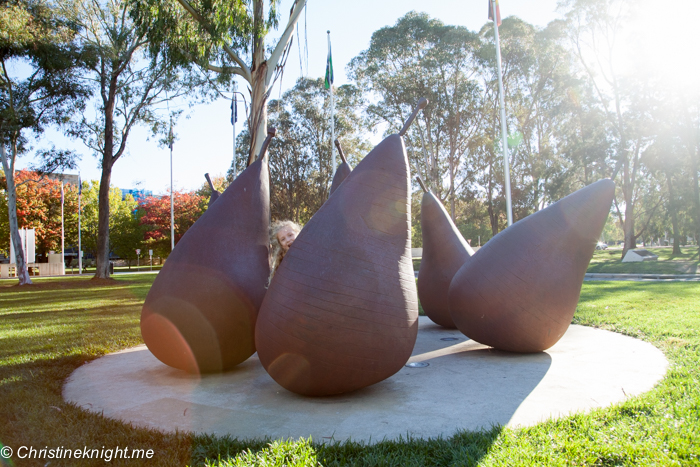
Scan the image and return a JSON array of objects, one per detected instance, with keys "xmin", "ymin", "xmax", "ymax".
[{"xmin": 268, "ymin": 220, "xmax": 302, "ymax": 286}]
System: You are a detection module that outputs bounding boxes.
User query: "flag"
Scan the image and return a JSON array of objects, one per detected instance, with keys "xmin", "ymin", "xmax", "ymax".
[
  {"xmin": 324, "ymin": 41, "xmax": 334, "ymax": 90},
  {"xmin": 488, "ymin": 0, "xmax": 502, "ymax": 27},
  {"xmin": 78, "ymin": 176, "xmax": 82, "ymax": 196},
  {"xmin": 60, "ymin": 183, "xmax": 64, "ymax": 205},
  {"xmin": 230, "ymin": 95, "xmax": 238, "ymax": 124}
]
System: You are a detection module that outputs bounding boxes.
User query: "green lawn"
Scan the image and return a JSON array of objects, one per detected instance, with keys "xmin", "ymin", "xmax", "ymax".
[
  {"xmin": 413, "ymin": 246, "xmax": 700, "ymax": 275},
  {"xmin": 587, "ymin": 246, "xmax": 699, "ymax": 274},
  {"xmin": 0, "ymin": 275, "xmax": 699, "ymax": 466}
]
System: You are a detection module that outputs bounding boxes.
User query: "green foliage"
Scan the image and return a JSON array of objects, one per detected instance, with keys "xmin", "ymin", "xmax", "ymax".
[
  {"xmin": 230, "ymin": 77, "xmax": 370, "ymax": 224},
  {"xmin": 77, "ymin": 180, "xmax": 142, "ymax": 260}
]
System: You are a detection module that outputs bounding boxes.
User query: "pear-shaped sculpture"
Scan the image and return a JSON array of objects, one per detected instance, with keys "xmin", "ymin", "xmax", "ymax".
[
  {"xmin": 417, "ymin": 179, "xmax": 474, "ymax": 328},
  {"xmin": 255, "ymin": 101, "xmax": 427, "ymax": 396},
  {"xmin": 329, "ymin": 139, "xmax": 352, "ymax": 196},
  {"xmin": 448, "ymin": 179, "xmax": 615, "ymax": 353},
  {"xmin": 141, "ymin": 130, "xmax": 275, "ymax": 373},
  {"xmin": 204, "ymin": 173, "xmax": 221, "ymax": 208}
]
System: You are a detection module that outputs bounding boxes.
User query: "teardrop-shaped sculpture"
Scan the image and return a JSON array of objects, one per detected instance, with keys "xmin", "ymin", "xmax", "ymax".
[
  {"xmin": 329, "ymin": 139, "xmax": 352, "ymax": 196},
  {"xmin": 417, "ymin": 189, "xmax": 474, "ymax": 328},
  {"xmin": 448, "ymin": 179, "xmax": 615, "ymax": 353},
  {"xmin": 141, "ymin": 134, "xmax": 274, "ymax": 373},
  {"xmin": 255, "ymin": 134, "xmax": 419, "ymax": 396},
  {"xmin": 204, "ymin": 173, "xmax": 221, "ymax": 208}
]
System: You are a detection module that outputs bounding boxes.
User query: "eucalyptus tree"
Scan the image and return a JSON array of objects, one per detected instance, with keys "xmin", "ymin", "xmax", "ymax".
[
  {"xmin": 487, "ymin": 18, "xmax": 581, "ymax": 215},
  {"xmin": 349, "ymin": 12, "xmax": 485, "ymax": 221},
  {"xmin": 561, "ymin": 0, "xmax": 649, "ymax": 257},
  {"xmin": 229, "ymin": 77, "xmax": 369, "ymax": 223},
  {"xmin": 0, "ymin": 0, "xmax": 87, "ymax": 284},
  {"xmin": 62, "ymin": 0, "xmax": 197, "ymax": 278},
  {"xmin": 134, "ymin": 0, "xmax": 307, "ymax": 164}
]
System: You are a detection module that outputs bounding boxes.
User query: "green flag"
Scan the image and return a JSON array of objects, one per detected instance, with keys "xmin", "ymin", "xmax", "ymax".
[{"xmin": 324, "ymin": 41, "xmax": 334, "ymax": 90}]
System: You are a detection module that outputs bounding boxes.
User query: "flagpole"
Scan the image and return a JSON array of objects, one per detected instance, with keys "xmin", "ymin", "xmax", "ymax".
[
  {"xmin": 78, "ymin": 176, "xmax": 82, "ymax": 274},
  {"xmin": 491, "ymin": 0, "xmax": 513, "ymax": 227},
  {"xmin": 61, "ymin": 181, "xmax": 65, "ymax": 275},
  {"xmin": 327, "ymin": 30, "xmax": 336, "ymax": 174},
  {"xmin": 169, "ymin": 117, "xmax": 175, "ymax": 252},
  {"xmin": 232, "ymin": 81, "xmax": 237, "ymax": 179}
]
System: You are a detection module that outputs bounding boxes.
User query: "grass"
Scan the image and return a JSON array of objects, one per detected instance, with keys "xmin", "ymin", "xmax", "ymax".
[
  {"xmin": 412, "ymin": 246, "xmax": 700, "ymax": 275},
  {"xmin": 587, "ymin": 246, "xmax": 699, "ymax": 274},
  {"xmin": 0, "ymin": 275, "xmax": 699, "ymax": 466}
]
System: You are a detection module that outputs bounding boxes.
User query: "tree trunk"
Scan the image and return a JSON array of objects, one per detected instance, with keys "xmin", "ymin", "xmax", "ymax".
[
  {"xmin": 246, "ymin": 0, "xmax": 268, "ymax": 166},
  {"xmin": 95, "ymin": 157, "xmax": 113, "ymax": 278},
  {"xmin": 621, "ymin": 198, "xmax": 636, "ymax": 259},
  {"xmin": 1, "ymin": 145, "xmax": 32, "ymax": 285},
  {"xmin": 449, "ymin": 153, "xmax": 455, "ymax": 221},
  {"xmin": 248, "ymin": 62, "xmax": 269, "ymax": 165},
  {"xmin": 690, "ymin": 145, "xmax": 700, "ymax": 257},
  {"xmin": 666, "ymin": 173, "xmax": 682, "ymax": 255}
]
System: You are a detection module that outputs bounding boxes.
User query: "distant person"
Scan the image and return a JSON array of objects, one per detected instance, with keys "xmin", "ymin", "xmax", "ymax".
[{"xmin": 268, "ymin": 220, "xmax": 302, "ymax": 285}]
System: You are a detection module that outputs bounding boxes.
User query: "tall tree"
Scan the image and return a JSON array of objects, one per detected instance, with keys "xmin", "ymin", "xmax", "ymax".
[
  {"xmin": 76, "ymin": 180, "xmax": 141, "ymax": 263},
  {"xmin": 62, "ymin": 0, "xmax": 196, "ymax": 278},
  {"xmin": 349, "ymin": 12, "xmax": 484, "ymax": 221},
  {"xmin": 0, "ymin": 0, "xmax": 86, "ymax": 284},
  {"xmin": 134, "ymin": 0, "xmax": 307, "ymax": 164},
  {"xmin": 139, "ymin": 190, "xmax": 207, "ymax": 257},
  {"xmin": 561, "ymin": 0, "xmax": 647, "ymax": 258},
  {"xmin": 0, "ymin": 170, "xmax": 79, "ymax": 260},
  {"xmin": 229, "ymin": 77, "xmax": 369, "ymax": 223}
]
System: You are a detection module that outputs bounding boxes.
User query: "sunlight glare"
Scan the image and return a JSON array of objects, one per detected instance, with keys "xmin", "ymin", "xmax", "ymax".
[{"xmin": 624, "ymin": 0, "xmax": 700, "ymax": 93}]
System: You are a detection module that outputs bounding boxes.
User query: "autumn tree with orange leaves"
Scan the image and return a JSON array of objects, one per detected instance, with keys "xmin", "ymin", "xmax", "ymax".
[
  {"xmin": 0, "ymin": 170, "xmax": 79, "ymax": 260},
  {"xmin": 139, "ymin": 191, "xmax": 207, "ymax": 257}
]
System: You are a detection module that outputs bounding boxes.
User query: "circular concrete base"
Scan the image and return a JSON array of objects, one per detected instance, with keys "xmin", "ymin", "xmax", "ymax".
[{"xmin": 63, "ymin": 318, "xmax": 667, "ymax": 443}]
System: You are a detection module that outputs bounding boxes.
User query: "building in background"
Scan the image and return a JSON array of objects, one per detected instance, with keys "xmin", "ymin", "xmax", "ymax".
[{"xmin": 120, "ymin": 188, "xmax": 153, "ymax": 202}]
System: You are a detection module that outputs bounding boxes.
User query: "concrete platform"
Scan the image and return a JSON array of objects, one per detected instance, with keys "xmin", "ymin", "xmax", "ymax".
[{"xmin": 63, "ymin": 318, "xmax": 667, "ymax": 443}]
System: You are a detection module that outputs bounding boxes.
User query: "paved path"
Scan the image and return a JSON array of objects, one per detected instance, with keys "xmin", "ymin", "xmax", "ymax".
[
  {"xmin": 64, "ymin": 317, "xmax": 667, "ymax": 443},
  {"xmin": 584, "ymin": 273, "xmax": 700, "ymax": 281}
]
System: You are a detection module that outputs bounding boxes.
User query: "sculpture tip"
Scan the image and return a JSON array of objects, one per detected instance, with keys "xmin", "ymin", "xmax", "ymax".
[
  {"xmin": 399, "ymin": 98, "xmax": 429, "ymax": 136},
  {"xmin": 416, "ymin": 175, "xmax": 429, "ymax": 193},
  {"xmin": 334, "ymin": 139, "xmax": 348, "ymax": 164}
]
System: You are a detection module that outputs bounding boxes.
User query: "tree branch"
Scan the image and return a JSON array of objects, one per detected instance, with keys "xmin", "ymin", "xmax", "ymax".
[
  {"xmin": 174, "ymin": 0, "xmax": 252, "ymax": 82},
  {"xmin": 265, "ymin": 0, "xmax": 306, "ymax": 87}
]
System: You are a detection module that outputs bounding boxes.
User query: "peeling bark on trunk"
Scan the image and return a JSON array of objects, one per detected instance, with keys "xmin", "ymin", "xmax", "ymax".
[
  {"xmin": 248, "ymin": 62, "xmax": 268, "ymax": 166},
  {"xmin": 1, "ymin": 145, "xmax": 32, "ymax": 285}
]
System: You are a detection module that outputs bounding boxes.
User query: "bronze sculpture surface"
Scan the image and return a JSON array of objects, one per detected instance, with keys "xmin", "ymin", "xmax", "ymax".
[
  {"xmin": 416, "ymin": 178, "xmax": 474, "ymax": 328},
  {"xmin": 140, "ymin": 130, "xmax": 276, "ymax": 373},
  {"xmin": 255, "ymin": 101, "xmax": 427, "ymax": 396},
  {"xmin": 448, "ymin": 179, "xmax": 615, "ymax": 352}
]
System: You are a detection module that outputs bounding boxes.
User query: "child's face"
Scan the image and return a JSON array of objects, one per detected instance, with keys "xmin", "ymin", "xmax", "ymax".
[{"xmin": 277, "ymin": 226, "xmax": 297, "ymax": 252}]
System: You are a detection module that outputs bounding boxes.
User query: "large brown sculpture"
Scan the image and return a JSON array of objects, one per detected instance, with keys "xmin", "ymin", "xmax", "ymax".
[
  {"xmin": 255, "ymin": 100, "xmax": 428, "ymax": 396},
  {"xmin": 416, "ymin": 177, "xmax": 474, "ymax": 328},
  {"xmin": 141, "ymin": 129, "xmax": 276, "ymax": 373},
  {"xmin": 328, "ymin": 139, "xmax": 352, "ymax": 196},
  {"xmin": 448, "ymin": 179, "xmax": 615, "ymax": 353}
]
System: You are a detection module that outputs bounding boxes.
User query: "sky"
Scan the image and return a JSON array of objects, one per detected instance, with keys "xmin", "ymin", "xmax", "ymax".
[{"xmin": 17, "ymin": 0, "xmax": 699, "ymax": 194}]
